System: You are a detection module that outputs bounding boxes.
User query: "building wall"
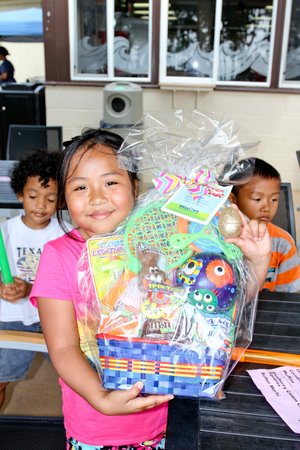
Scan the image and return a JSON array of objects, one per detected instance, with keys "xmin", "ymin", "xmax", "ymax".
[
  {"xmin": 0, "ymin": 0, "xmax": 43, "ymax": 82},
  {"xmin": 45, "ymin": 85, "xmax": 300, "ymax": 245},
  {"xmin": 0, "ymin": 41, "xmax": 45, "ymax": 83}
]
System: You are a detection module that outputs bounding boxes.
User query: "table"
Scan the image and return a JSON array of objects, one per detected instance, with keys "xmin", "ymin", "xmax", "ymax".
[{"xmin": 166, "ymin": 291, "xmax": 300, "ymax": 449}]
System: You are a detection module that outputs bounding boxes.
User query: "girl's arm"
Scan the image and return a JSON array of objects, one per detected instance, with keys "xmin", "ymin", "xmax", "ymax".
[
  {"xmin": 38, "ymin": 297, "xmax": 173, "ymax": 416},
  {"xmin": 225, "ymin": 204, "xmax": 271, "ymax": 289}
]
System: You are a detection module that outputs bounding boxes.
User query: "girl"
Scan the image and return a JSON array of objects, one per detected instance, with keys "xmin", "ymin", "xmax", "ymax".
[{"xmin": 30, "ymin": 128, "xmax": 271, "ymax": 449}]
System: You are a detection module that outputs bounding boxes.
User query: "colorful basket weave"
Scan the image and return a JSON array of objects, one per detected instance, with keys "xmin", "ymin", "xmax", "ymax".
[{"xmin": 96, "ymin": 334, "xmax": 227, "ymax": 398}]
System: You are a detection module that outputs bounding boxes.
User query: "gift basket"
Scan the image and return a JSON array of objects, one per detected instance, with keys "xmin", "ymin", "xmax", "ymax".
[{"xmin": 77, "ymin": 110, "xmax": 261, "ymax": 398}]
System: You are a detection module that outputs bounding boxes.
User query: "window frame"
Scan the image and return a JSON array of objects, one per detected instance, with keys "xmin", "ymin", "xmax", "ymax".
[
  {"xmin": 68, "ymin": 0, "xmax": 153, "ymax": 82},
  {"xmin": 279, "ymin": 0, "xmax": 300, "ymax": 88},
  {"xmin": 159, "ymin": 0, "xmax": 221, "ymax": 89},
  {"xmin": 42, "ymin": 0, "xmax": 300, "ymax": 93},
  {"xmin": 160, "ymin": 0, "xmax": 278, "ymax": 88},
  {"xmin": 217, "ymin": 0, "xmax": 278, "ymax": 88}
]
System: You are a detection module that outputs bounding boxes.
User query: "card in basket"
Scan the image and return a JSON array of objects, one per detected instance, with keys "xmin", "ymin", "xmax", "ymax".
[{"xmin": 87, "ymin": 235, "xmax": 129, "ymax": 312}]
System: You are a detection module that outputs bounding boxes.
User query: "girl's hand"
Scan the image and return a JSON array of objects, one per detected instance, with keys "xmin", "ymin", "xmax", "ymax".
[
  {"xmin": 0, "ymin": 278, "xmax": 32, "ymax": 302},
  {"xmin": 225, "ymin": 204, "xmax": 271, "ymax": 262},
  {"xmin": 225, "ymin": 204, "xmax": 271, "ymax": 288},
  {"xmin": 96, "ymin": 382, "xmax": 173, "ymax": 416}
]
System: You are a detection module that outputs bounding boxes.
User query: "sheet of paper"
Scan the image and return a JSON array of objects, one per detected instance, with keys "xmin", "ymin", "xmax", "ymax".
[
  {"xmin": 87, "ymin": 234, "xmax": 126, "ymax": 304},
  {"xmin": 247, "ymin": 366, "xmax": 300, "ymax": 433},
  {"xmin": 162, "ymin": 183, "xmax": 232, "ymax": 224}
]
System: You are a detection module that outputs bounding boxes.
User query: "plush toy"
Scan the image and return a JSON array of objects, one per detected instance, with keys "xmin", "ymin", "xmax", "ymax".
[
  {"xmin": 177, "ymin": 252, "xmax": 239, "ymax": 312},
  {"xmin": 135, "ymin": 246, "xmax": 182, "ymax": 339},
  {"xmin": 136, "ymin": 246, "xmax": 170, "ymax": 287}
]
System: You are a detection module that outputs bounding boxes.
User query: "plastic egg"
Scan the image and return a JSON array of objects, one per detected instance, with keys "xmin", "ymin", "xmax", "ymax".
[{"xmin": 218, "ymin": 207, "xmax": 241, "ymax": 239}]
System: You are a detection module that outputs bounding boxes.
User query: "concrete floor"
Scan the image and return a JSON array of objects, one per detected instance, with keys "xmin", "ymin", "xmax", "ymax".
[{"xmin": 0, "ymin": 352, "xmax": 62, "ymax": 417}]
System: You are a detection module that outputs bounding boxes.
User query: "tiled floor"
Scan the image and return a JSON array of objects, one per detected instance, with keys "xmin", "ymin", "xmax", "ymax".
[{"xmin": 0, "ymin": 352, "xmax": 62, "ymax": 417}]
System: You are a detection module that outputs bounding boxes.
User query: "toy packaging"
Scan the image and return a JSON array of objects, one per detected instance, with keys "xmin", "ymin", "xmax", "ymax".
[{"xmin": 77, "ymin": 110, "xmax": 261, "ymax": 398}]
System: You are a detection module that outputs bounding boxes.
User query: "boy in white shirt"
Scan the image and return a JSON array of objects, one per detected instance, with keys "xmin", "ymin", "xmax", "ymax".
[{"xmin": 0, "ymin": 150, "xmax": 70, "ymax": 408}]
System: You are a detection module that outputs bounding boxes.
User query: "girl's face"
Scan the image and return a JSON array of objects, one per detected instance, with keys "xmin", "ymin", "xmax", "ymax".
[{"xmin": 65, "ymin": 145, "xmax": 136, "ymax": 240}]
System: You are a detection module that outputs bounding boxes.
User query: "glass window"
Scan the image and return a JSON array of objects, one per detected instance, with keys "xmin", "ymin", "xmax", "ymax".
[
  {"xmin": 69, "ymin": 0, "xmax": 151, "ymax": 81},
  {"xmin": 63, "ymin": 0, "xmax": 297, "ymax": 90},
  {"xmin": 114, "ymin": 1, "xmax": 151, "ymax": 79},
  {"xmin": 159, "ymin": 0, "xmax": 276, "ymax": 87},
  {"xmin": 280, "ymin": 0, "xmax": 300, "ymax": 88},
  {"xmin": 81, "ymin": 0, "xmax": 107, "ymax": 76},
  {"xmin": 160, "ymin": 0, "xmax": 219, "ymax": 87},
  {"xmin": 218, "ymin": 0, "xmax": 276, "ymax": 86}
]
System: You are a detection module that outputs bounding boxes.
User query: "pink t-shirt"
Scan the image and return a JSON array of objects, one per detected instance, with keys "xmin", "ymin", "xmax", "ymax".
[{"xmin": 30, "ymin": 229, "xmax": 168, "ymax": 446}]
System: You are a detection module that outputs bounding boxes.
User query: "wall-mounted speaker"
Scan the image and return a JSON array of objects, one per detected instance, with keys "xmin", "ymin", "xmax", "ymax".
[{"xmin": 102, "ymin": 82, "xmax": 143, "ymax": 127}]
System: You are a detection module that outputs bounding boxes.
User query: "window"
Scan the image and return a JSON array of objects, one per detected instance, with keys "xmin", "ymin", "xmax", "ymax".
[
  {"xmin": 279, "ymin": 0, "xmax": 300, "ymax": 88},
  {"xmin": 45, "ymin": 0, "xmax": 300, "ymax": 91},
  {"xmin": 218, "ymin": 0, "xmax": 276, "ymax": 86},
  {"xmin": 68, "ymin": 0, "xmax": 152, "ymax": 82},
  {"xmin": 159, "ymin": 0, "xmax": 277, "ymax": 88},
  {"xmin": 159, "ymin": 0, "xmax": 219, "ymax": 87}
]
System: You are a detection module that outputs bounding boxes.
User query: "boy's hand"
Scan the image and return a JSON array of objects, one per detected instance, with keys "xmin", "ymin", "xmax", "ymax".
[
  {"xmin": 95, "ymin": 382, "xmax": 173, "ymax": 416},
  {"xmin": 0, "ymin": 278, "xmax": 32, "ymax": 302}
]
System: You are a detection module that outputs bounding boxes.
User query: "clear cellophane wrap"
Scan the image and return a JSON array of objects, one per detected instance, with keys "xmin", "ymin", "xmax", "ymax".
[{"xmin": 77, "ymin": 110, "xmax": 261, "ymax": 398}]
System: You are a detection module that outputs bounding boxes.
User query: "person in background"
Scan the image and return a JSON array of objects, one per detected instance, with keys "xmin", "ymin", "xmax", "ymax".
[
  {"xmin": 30, "ymin": 128, "xmax": 270, "ymax": 449},
  {"xmin": 0, "ymin": 150, "xmax": 71, "ymax": 409},
  {"xmin": 0, "ymin": 46, "xmax": 16, "ymax": 83},
  {"xmin": 230, "ymin": 157, "xmax": 300, "ymax": 292}
]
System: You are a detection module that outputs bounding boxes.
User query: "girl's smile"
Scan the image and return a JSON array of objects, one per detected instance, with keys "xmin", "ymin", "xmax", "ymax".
[{"xmin": 65, "ymin": 145, "xmax": 136, "ymax": 240}]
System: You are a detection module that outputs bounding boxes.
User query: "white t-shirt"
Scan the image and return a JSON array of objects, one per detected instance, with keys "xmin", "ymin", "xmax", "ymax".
[{"xmin": 0, "ymin": 215, "xmax": 71, "ymax": 325}]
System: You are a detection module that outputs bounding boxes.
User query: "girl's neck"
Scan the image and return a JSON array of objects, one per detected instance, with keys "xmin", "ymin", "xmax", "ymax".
[{"xmin": 77, "ymin": 227, "xmax": 91, "ymax": 241}]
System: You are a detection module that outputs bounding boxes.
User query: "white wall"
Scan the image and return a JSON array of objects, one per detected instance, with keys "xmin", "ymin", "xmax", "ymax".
[
  {"xmin": 45, "ymin": 85, "xmax": 300, "ymax": 245},
  {"xmin": 0, "ymin": 41, "xmax": 45, "ymax": 83}
]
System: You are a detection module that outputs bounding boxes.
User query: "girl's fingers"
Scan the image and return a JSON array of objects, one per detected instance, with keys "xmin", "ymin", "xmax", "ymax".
[
  {"xmin": 230, "ymin": 204, "xmax": 268, "ymax": 239},
  {"xmin": 230, "ymin": 203, "xmax": 248, "ymax": 227},
  {"xmin": 248, "ymin": 220, "xmax": 267, "ymax": 241},
  {"xmin": 258, "ymin": 221, "xmax": 268, "ymax": 238},
  {"xmin": 132, "ymin": 393, "xmax": 174, "ymax": 411},
  {"xmin": 136, "ymin": 394, "xmax": 174, "ymax": 410},
  {"xmin": 248, "ymin": 219, "xmax": 259, "ymax": 239},
  {"xmin": 123, "ymin": 382, "xmax": 173, "ymax": 411},
  {"xmin": 128, "ymin": 381, "xmax": 144, "ymax": 398}
]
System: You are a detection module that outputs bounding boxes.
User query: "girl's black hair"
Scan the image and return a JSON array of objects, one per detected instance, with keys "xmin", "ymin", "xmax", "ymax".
[
  {"xmin": 57, "ymin": 128, "xmax": 139, "ymax": 232},
  {"xmin": 10, "ymin": 150, "xmax": 61, "ymax": 195}
]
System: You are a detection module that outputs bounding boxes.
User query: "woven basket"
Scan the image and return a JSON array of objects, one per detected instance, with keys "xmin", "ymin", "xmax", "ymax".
[{"xmin": 96, "ymin": 333, "xmax": 227, "ymax": 398}]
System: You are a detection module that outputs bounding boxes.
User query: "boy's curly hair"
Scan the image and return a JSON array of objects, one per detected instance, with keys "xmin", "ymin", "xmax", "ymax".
[{"xmin": 10, "ymin": 150, "xmax": 61, "ymax": 195}]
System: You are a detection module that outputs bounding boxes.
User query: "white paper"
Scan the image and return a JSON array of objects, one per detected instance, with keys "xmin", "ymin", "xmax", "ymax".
[{"xmin": 247, "ymin": 366, "xmax": 300, "ymax": 433}]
